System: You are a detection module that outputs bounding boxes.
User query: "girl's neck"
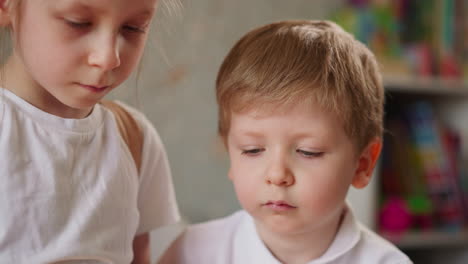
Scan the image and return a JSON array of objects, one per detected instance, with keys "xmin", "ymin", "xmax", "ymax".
[
  {"xmin": 255, "ymin": 210, "xmax": 344, "ymax": 264},
  {"xmin": 2, "ymin": 54, "xmax": 92, "ymax": 119}
]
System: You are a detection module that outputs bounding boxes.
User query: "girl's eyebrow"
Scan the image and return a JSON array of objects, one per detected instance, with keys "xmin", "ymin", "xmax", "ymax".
[
  {"xmin": 51, "ymin": 2, "xmax": 98, "ymax": 17},
  {"xmin": 55, "ymin": 1, "xmax": 155, "ymax": 18},
  {"xmin": 136, "ymin": 7, "xmax": 156, "ymax": 18},
  {"xmin": 53, "ymin": 0, "xmax": 93, "ymax": 11}
]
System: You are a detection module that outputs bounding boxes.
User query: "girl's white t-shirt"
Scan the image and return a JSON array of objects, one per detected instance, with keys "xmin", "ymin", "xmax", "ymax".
[{"xmin": 0, "ymin": 88, "xmax": 180, "ymax": 263}]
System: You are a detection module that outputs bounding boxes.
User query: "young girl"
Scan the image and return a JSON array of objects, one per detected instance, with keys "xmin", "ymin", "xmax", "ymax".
[{"xmin": 0, "ymin": 0, "xmax": 180, "ymax": 263}]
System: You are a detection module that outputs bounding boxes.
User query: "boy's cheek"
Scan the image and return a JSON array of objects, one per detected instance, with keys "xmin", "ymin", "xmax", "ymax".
[
  {"xmin": 299, "ymin": 186, "xmax": 348, "ymax": 215},
  {"xmin": 230, "ymin": 166, "xmax": 261, "ymax": 192},
  {"xmin": 233, "ymin": 181, "xmax": 260, "ymax": 212}
]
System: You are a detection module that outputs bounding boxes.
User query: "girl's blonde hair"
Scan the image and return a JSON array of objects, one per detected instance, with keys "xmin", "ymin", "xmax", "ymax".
[
  {"xmin": 0, "ymin": 0, "xmax": 20, "ymax": 85},
  {"xmin": 216, "ymin": 20, "xmax": 384, "ymax": 152}
]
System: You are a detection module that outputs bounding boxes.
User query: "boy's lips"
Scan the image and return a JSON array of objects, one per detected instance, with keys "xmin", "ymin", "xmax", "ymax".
[{"xmin": 263, "ymin": 200, "xmax": 297, "ymax": 211}]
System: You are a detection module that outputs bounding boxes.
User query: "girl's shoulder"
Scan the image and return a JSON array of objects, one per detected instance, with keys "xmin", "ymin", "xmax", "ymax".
[
  {"xmin": 100, "ymin": 100, "xmax": 170, "ymax": 185},
  {"xmin": 101, "ymin": 100, "xmax": 164, "ymax": 147},
  {"xmin": 102, "ymin": 100, "xmax": 152, "ymax": 131},
  {"xmin": 0, "ymin": 88, "xmax": 6, "ymax": 125}
]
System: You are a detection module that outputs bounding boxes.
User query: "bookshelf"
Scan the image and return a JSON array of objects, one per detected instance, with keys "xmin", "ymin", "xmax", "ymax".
[
  {"xmin": 379, "ymin": 76, "xmax": 468, "ymax": 252},
  {"xmin": 329, "ymin": 0, "xmax": 468, "ymax": 261}
]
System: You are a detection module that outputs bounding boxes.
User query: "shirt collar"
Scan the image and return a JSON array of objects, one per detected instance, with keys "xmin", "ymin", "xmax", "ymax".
[
  {"xmin": 308, "ymin": 204, "xmax": 361, "ymax": 263},
  {"xmin": 233, "ymin": 204, "xmax": 361, "ymax": 264},
  {"xmin": 233, "ymin": 211, "xmax": 281, "ymax": 264}
]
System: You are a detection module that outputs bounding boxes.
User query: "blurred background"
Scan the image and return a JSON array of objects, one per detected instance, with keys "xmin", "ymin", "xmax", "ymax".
[{"xmin": 108, "ymin": 0, "xmax": 468, "ymax": 263}]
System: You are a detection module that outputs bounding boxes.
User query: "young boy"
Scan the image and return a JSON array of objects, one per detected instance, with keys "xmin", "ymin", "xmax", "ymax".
[{"xmin": 160, "ymin": 20, "xmax": 412, "ymax": 264}]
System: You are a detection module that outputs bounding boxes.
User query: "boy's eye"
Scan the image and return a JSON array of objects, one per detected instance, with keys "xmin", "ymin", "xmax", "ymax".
[
  {"xmin": 241, "ymin": 148, "xmax": 264, "ymax": 156},
  {"xmin": 296, "ymin": 149, "xmax": 324, "ymax": 158}
]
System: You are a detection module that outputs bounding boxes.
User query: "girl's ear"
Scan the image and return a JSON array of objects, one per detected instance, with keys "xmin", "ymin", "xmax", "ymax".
[
  {"xmin": 0, "ymin": 0, "xmax": 12, "ymax": 27},
  {"xmin": 351, "ymin": 138, "xmax": 382, "ymax": 189}
]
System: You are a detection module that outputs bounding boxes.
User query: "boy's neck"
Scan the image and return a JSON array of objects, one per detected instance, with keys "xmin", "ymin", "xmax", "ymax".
[{"xmin": 255, "ymin": 208, "xmax": 345, "ymax": 264}]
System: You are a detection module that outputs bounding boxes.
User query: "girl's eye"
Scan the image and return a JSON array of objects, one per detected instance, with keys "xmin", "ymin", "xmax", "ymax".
[
  {"xmin": 241, "ymin": 148, "xmax": 264, "ymax": 156},
  {"xmin": 297, "ymin": 149, "xmax": 324, "ymax": 158},
  {"xmin": 65, "ymin": 19, "xmax": 91, "ymax": 28},
  {"xmin": 123, "ymin": 25, "xmax": 147, "ymax": 34}
]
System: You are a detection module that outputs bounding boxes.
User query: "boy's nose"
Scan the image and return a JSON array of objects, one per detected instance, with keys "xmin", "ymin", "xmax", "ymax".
[
  {"xmin": 265, "ymin": 157, "xmax": 295, "ymax": 187},
  {"xmin": 88, "ymin": 35, "xmax": 121, "ymax": 71}
]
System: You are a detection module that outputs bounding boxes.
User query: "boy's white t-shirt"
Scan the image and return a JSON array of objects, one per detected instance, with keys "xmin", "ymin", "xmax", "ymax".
[
  {"xmin": 171, "ymin": 206, "xmax": 412, "ymax": 264},
  {"xmin": 0, "ymin": 88, "xmax": 180, "ymax": 263}
]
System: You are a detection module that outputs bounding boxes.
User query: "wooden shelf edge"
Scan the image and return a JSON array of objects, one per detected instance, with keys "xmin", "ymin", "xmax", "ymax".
[
  {"xmin": 381, "ymin": 230, "xmax": 468, "ymax": 249},
  {"xmin": 383, "ymin": 75, "xmax": 468, "ymax": 96}
]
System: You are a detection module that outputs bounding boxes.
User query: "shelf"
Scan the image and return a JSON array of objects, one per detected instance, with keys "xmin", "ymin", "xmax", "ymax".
[
  {"xmin": 382, "ymin": 230, "xmax": 468, "ymax": 250},
  {"xmin": 384, "ymin": 75, "xmax": 468, "ymax": 96}
]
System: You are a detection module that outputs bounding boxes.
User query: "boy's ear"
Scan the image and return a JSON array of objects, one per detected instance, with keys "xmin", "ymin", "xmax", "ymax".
[
  {"xmin": 0, "ymin": 0, "xmax": 12, "ymax": 27},
  {"xmin": 351, "ymin": 138, "xmax": 382, "ymax": 189}
]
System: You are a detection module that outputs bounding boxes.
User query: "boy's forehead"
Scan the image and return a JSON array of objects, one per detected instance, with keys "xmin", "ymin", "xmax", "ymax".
[
  {"xmin": 228, "ymin": 101, "xmax": 355, "ymax": 147},
  {"xmin": 231, "ymin": 96, "xmax": 319, "ymax": 118},
  {"xmin": 231, "ymin": 106, "xmax": 286, "ymax": 123},
  {"xmin": 229, "ymin": 99, "xmax": 348, "ymax": 136}
]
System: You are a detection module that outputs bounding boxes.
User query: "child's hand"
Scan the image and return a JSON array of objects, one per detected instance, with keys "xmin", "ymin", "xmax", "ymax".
[{"xmin": 132, "ymin": 233, "xmax": 150, "ymax": 264}]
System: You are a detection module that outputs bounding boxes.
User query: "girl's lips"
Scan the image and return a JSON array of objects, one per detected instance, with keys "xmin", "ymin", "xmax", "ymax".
[{"xmin": 79, "ymin": 84, "xmax": 110, "ymax": 93}]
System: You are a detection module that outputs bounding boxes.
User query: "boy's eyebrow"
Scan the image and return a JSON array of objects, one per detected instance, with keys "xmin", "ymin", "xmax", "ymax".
[
  {"xmin": 291, "ymin": 132, "xmax": 320, "ymax": 139},
  {"xmin": 234, "ymin": 130, "xmax": 264, "ymax": 138}
]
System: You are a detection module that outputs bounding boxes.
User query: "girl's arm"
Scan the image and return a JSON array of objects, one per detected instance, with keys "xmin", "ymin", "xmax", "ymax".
[
  {"xmin": 132, "ymin": 233, "xmax": 150, "ymax": 264},
  {"xmin": 116, "ymin": 103, "xmax": 181, "ymax": 263},
  {"xmin": 158, "ymin": 234, "xmax": 183, "ymax": 264}
]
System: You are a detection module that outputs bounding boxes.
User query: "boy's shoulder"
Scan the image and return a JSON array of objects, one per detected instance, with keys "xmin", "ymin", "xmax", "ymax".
[
  {"xmin": 350, "ymin": 223, "xmax": 412, "ymax": 264},
  {"xmin": 327, "ymin": 206, "xmax": 412, "ymax": 264},
  {"xmin": 182, "ymin": 210, "xmax": 247, "ymax": 250},
  {"xmin": 160, "ymin": 210, "xmax": 260, "ymax": 264},
  {"xmin": 189, "ymin": 209, "xmax": 246, "ymax": 231}
]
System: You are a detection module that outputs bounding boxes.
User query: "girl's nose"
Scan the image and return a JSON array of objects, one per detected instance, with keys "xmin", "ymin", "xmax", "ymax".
[
  {"xmin": 265, "ymin": 155, "xmax": 295, "ymax": 187},
  {"xmin": 88, "ymin": 34, "xmax": 121, "ymax": 71}
]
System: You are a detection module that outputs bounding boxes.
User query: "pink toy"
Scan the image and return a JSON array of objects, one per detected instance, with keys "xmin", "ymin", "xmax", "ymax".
[{"xmin": 379, "ymin": 196, "xmax": 412, "ymax": 234}]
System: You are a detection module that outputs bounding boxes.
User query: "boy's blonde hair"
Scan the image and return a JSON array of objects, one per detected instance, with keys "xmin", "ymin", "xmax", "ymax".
[{"xmin": 216, "ymin": 20, "xmax": 384, "ymax": 152}]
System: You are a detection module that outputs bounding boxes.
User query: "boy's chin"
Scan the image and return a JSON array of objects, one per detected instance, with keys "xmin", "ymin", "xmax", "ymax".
[{"xmin": 255, "ymin": 215, "xmax": 309, "ymax": 235}]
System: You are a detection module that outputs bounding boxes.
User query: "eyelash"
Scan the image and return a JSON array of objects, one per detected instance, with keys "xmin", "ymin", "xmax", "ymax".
[
  {"xmin": 66, "ymin": 20, "xmax": 91, "ymax": 28},
  {"xmin": 241, "ymin": 148, "xmax": 324, "ymax": 158},
  {"xmin": 296, "ymin": 149, "xmax": 324, "ymax": 158},
  {"xmin": 123, "ymin": 25, "xmax": 146, "ymax": 33},
  {"xmin": 65, "ymin": 20, "xmax": 146, "ymax": 34},
  {"xmin": 241, "ymin": 148, "xmax": 264, "ymax": 155}
]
